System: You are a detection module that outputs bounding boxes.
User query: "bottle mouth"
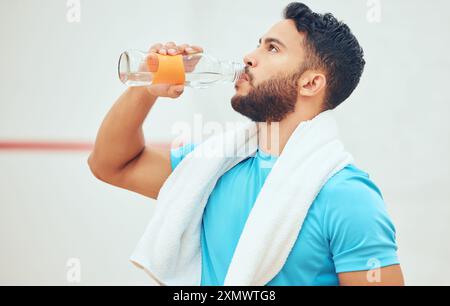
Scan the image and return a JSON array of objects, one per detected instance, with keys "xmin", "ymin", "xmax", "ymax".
[{"xmin": 233, "ymin": 63, "xmax": 245, "ymax": 83}]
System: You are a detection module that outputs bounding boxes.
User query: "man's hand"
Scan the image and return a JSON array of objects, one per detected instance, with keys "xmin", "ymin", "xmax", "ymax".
[{"xmin": 145, "ymin": 42, "xmax": 204, "ymax": 99}]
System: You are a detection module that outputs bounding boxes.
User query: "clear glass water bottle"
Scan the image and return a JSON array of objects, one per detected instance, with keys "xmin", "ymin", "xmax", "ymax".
[{"xmin": 118, "ymin": 50, "xmax": 245, "ymax": 89}]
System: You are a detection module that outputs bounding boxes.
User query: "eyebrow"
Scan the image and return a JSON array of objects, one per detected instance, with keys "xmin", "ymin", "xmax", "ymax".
[{"xmin": 258, "ymin": 37, "xmax": 287, "ymax": 49}]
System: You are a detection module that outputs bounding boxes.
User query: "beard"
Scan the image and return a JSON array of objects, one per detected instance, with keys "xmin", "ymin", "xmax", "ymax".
[{"xmin": 231, "ymin": 70, "xmax": 303, "ymax": 123}]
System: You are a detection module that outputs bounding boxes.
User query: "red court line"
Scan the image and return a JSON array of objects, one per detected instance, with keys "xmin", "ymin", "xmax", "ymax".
[{"xmin": 0, "ymin": 141, "xmax": 170, "ymax": 152}]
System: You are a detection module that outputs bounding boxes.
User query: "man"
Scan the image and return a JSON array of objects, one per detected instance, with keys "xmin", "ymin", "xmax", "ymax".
[{"xmin": 88, "ymin": 2, "xmax": 404, "ymax": 286}]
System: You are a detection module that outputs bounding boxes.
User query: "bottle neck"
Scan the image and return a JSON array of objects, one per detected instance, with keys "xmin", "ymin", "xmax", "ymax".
[{"xmin": 220, "ymin": 61, "xmax": 245, "ymax": 83}]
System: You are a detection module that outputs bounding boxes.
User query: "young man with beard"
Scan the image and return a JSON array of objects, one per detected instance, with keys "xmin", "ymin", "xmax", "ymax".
[{"xmin": 88, "ymin": 2, "xmax": 404, "ymax": 286}]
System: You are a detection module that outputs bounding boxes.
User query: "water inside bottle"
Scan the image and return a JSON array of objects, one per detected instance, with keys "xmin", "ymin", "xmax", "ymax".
[{"xmin": 121, "ymin": 71, "xmax": 225, "ymax": 89}]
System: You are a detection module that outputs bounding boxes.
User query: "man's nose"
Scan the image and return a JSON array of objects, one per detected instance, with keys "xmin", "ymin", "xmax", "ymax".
[{"xmin": 243, "ymin": 54, "xmax": 257, "ymax": 68}]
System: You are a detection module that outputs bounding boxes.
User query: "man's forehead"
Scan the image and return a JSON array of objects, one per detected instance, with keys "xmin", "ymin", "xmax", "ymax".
[{"xmin": 261, "ymin": 19, "xmax": 304, "ymax": 50}]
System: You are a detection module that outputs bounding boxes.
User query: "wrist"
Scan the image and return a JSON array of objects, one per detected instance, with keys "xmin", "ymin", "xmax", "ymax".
[{"xmin": 128, "ymin": 86, "xmax": 157, "ymax": 102}]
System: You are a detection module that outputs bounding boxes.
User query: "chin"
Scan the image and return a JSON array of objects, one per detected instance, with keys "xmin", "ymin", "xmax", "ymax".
[
  {"xmin": 234, "ymin": 84, "xmax": 251, "ymax": 95},
  {"xmin": 233, "ymin": 91, "xmax": 249, "ymax": 98}
]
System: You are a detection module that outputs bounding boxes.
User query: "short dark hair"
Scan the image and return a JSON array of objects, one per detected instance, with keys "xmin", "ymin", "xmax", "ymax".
[{"xmin": 284, "ymin": 2, "xmax": 365, "ymax": 110}]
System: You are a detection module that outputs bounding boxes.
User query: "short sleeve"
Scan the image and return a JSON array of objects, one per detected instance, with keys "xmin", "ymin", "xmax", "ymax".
[
  {"xmin": 170, "ymin": 143, "xmax": 198, "ymax": 171},
  {"xmin": 322, "ymin": 178, "xmax": 400, "ymax": 274}
]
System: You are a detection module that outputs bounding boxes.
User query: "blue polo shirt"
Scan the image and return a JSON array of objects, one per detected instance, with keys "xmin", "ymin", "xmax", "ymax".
[{"xmin": 171, "ymin": 143, "xmax": 400, "ymax": 286}]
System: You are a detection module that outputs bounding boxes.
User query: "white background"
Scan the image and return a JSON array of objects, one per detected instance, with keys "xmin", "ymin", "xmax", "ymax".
[{"xmin": 0, "ymin": 0, "xmax": 449, "ymax": 285}]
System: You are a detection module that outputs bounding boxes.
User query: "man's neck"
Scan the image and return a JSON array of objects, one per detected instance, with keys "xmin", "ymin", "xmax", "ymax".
[{"xmin": 257, "ymin": 109, "xmax": 321, "ymax": 157}]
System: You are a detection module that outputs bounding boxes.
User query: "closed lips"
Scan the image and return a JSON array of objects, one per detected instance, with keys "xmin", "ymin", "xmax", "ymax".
[{"xmin": 240, "ymin": 73, "xmax": 250, "ymax": 81}]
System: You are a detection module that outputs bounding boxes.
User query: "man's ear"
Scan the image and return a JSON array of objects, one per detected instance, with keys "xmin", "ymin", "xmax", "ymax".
[{"xmin": 298, "ymin": 70, "xmax": 326, "ymax": 97}]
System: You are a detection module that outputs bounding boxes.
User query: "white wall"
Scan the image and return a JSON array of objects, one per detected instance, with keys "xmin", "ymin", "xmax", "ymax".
[{"xmin": 0, "ymin": 0, "xmax": 449, "ymax": 285}]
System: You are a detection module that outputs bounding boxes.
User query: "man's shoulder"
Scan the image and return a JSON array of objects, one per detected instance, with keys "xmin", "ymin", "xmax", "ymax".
[
  {"xmin": 170, "ymin": 143, "xmax": 199, "ymax": 170},
  {"xmin": 314, "ymin": 164, "xmax": 386, "ymax": 213}
]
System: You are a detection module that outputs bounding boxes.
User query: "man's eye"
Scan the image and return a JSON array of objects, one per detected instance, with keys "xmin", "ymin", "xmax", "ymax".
[
  {"xmin": 256, "ymin": 44, "xmax": 278, "ymax": 53},
  {"xmin": 269, "ymin": 45, "xmax": 278, "ymax": 53}
]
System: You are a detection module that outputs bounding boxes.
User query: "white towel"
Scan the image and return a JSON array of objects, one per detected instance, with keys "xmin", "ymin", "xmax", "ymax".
[{"xmin": 130, "ymin": 110, "xmax": 354, "ymax": 286}]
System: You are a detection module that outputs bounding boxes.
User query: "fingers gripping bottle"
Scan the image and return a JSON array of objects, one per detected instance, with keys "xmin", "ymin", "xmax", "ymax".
[{"xmin": 118, "ymin": 50, "xmax": 245, "ymax": 89}]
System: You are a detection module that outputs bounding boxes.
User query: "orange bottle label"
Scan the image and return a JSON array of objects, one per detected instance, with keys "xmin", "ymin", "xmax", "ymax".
[{"xmin": 147, "ymin": 54, "xmax": 186, "ymax": 85}]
